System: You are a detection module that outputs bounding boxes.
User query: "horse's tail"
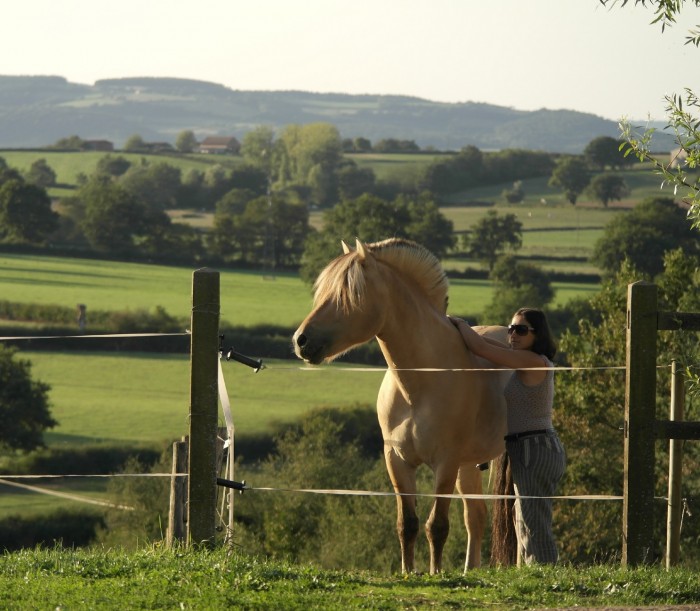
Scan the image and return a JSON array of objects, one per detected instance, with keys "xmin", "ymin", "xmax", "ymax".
[{"xmin": 490, "ymin": 452, "xmax": 517, "ymax": 566}]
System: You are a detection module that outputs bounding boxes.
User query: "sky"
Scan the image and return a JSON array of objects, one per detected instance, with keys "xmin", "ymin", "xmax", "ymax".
[{"xmin": 2, "ymin": 0, "xmax": 699, "ymax": 122}]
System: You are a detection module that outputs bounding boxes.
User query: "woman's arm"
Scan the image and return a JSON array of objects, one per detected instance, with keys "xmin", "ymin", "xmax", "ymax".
[{"xmin": 449, "ymin": 317, "xmax": 545, "ymax": 371}]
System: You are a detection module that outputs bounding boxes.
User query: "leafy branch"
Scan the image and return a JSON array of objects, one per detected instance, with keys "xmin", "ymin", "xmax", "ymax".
[{"xmin": 618, "ymin": 88, "xmax": 700, "ymax": 230}]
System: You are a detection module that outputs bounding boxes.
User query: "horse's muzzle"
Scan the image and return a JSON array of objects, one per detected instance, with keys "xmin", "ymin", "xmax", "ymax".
[{"xmin": 293, "ymin": 330, "xmax": 325, "ymax": 364}]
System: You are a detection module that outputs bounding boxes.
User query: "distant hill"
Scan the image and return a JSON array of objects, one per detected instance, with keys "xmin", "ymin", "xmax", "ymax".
[{"xmin": 0, "ymin": 75, "xmax": 675, "ymax": 153}]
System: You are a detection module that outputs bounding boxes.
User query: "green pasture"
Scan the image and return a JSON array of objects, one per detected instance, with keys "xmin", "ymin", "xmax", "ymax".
[
  {"xmin": 0, "ymin": 254, "xmax": 314, "ymax": 327},
  {"xmin": 441, "ymin": 202, "xmax": 620, "ymax": 233},
  {"xmin": 310, "ymin": 202, "xmax": 613, "ymax": 269},
  {"xmin": 0, "ymin": 478, "xmax": 110, "ymax": 518},
  {"xmin": 0, "ymin": 150, "xmax": 241, "ymax": 195},
  {"xmin": 345, "ymin": 152, "xmax": 441, "ymax": 180},
  {"xmin": 442, "ymin": 164, "xmax": 674, "ymax": 209},
  {"xmin": 0, "ymin": 351, "xmax": 382, "ymax": 516},
  {"xmin": 0, "ymin": 254, "xmax": 598, "ymax": 328},
  {"xmin": 520, "ymin": 228, "xmax": 604, "ymax": 258},
  {"xmin": 1, "ymin": 149, "xmax": 672, "ymax": 209},
  {"xmin": 19, "ymin": 351, "xmax": 380, "ymax": 445}
]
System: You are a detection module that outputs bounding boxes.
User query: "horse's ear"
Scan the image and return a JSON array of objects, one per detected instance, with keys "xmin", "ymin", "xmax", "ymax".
[
  {"xmin": 341, "ymin": 240, "xmax": 352, "ymax": 254},
  {"xmin": 355, "ymin": 238, "xmax": 367, "ymax": 260}
]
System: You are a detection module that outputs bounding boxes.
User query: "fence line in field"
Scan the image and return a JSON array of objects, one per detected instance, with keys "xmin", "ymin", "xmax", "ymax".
[{"xmin": 2, "ymin": 274, "xmax": 698, "ymax": 568}]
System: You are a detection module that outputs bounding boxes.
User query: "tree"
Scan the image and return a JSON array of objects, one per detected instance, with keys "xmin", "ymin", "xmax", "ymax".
[
  {"xmin": 277, "ymin": 122, "xmax": 344, "ymax": 205},
  {"xmin": 0, "ymin": 346, "xmax": 56, "ymax": 452},
  {"xmin": 602, "ymin": 0, "xmax": 700, "ymax": 398},
  {"xmin": 123, "ymin": 134, "xmax": 147, "ymax": 152},
  {"xmin": 25, "ymin": 158, "xmax": 57, "ymax": 188},
  {"xmin": 210, "ymin": 190, "xmax": 309, "ymax": 266},
  {"xmin": 337, "ymin": 162, "xmax": 376, "ymax": 201},
  {"xmin": 373, "ymin": 139, "xmax": 420, "ymax": 153},
  {"xmin": 592, "ymin": 196, "xmax": 699, "ymax": 276},
  {"xmin": 120, "ymin": 162, "xmax": 182, "ymax": 210},
  {"xmin": 483, "ymin": 149, "xmax": 556, "ymax": 182},
  {"xmin": 600, "ymin": 1, "xmax": 700, "ymax": 42},
  {"xmin": 502, "ymin": 180, "xmax": 525, "ymax": 204},
  {"xmin": 607, "ymin": 0, "xmax": 700, "ymax": 230},
  {"xmin": 241, "ymin": 126, "xmax": 277, "ymax": 178},
  {"xmin": 483, "ymin": 255, "xmax": 554, "ymax": 324},
  {"xmin": 0, "ymin": 179, "xmax": 59, "ymax": 243},
  {"xmin": 50, "ymin": 135, "xmax": 84, "ymax": 150},
  {"xmin": 420, "ymin": 145, "xmax": 485, "ymax": 194},
  {"xmin": 299, "ymin": 193, "xmax": 454, "ymax": 283},
  {"xmin": 548, "ymin": 157, "xmax": 591, "ymax": 204},
  {"xmin": 353, "ymin": 137, "xmax": 372, "ymax": 152},
  {"xmin": 463, "ymin": 209, "xmax": 522, "ymax": 271},
  {"xmin": 95, "ymin": 155, "xmax": 131, "ymax": 178},
  {"xmin": 0, "ymin": 158, "xmax": 22, "ymax": 185},
  {"xmin": 78, "ymin": 176, "xmax": 166, "ymax": 253},
  {"xmin": 553, "ymin": 249, "xmax": 700, "ymax": 563},
  {"xmin": 175, "ymin": 129, "xmax": 198, "ymax": 153},
  {"xmin": 299, "ymin": 194, "xmax": 411, "ymax": 283},
  {"xmin": 230, "ymin": 164, "xmax": 268, "ymax": 195},
  {"xmin": 583, "ymin": 136, "xmax": 634, "ymax": 170},
  {"xmin": 585, "ymin": 173, "xmax": 630, "ymax": 207},
  {"xmin": 399, "ymin": 192, "xmax": 455, "ymax": 259}
]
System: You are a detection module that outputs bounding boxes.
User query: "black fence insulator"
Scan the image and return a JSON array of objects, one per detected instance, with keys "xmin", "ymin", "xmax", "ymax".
[
  {"xmin": 217, "ymin": 477, "xmax": 247, "ymax": 492},
  {"xmin": 219, "ymin": 335, "xmax": 264, "ymax": 372}
]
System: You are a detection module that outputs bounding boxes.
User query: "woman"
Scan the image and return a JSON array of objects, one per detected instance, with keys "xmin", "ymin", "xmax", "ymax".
[{"xmin": 450, "ymin": 307, "xmax": 565, "ymax": 565}]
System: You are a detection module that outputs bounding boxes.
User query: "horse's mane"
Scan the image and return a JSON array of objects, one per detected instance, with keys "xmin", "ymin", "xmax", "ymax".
[{"xmin": 313, "ymin": 238, "xmax": 449, "ymax": 313}]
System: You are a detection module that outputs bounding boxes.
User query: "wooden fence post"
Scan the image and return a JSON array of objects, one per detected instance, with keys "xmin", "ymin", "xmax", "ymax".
[
  {"xmin": 623, "ymin": 281, "xmax": 658, "ymax": 565},
  {"xmin": 666, "ymin": 361, "xmax": 685, "ymax": 568},
  {"xmin": 167, "ymin": 436, "xmax": 188, "ymax": 546},
  {"xmin": 187, "ymin": 268, "xmax": 220, "ymax": 547}
]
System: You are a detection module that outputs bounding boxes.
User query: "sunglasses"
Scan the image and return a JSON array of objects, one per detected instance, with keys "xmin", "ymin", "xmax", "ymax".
[{"xmin": 507, "ymin": 324, "xmax": 535, "ymax": 336}]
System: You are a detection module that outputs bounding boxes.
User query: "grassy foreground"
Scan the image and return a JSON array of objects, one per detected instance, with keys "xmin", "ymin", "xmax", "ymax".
[{"xmin": 1, "ymin": 546, "xmax": 699, "ymax": 610}]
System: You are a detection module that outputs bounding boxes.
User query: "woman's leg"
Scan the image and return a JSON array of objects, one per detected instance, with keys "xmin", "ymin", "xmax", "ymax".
[{"xmin": 507, "ymin": 433, "xmax": 566, "ymax": 565}]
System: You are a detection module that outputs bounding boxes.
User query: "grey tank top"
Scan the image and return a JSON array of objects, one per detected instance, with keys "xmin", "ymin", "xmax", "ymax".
[{"xmin": 503, "ymin": 355, "xmax": 554, "ymax": 435}]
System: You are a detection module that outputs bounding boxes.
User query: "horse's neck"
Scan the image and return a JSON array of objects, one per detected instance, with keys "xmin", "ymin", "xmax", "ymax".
[{"xmin": 374, "ymin": 274, "xmax": 468, "ymax": 371}]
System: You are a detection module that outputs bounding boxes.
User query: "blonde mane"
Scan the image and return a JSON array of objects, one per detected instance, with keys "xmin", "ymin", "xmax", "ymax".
[{"xmin": 313, "ymin": 238, "xmax": 449, "ymax": 313}]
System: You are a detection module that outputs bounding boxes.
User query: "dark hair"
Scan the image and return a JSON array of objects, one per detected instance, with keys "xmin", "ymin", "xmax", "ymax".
[{"xmin": 514, "ymin": 307, "xmax": 556, "ymax": 359}]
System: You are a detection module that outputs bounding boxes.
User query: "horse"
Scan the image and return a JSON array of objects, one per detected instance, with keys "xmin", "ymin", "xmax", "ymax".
[{"xmin": 293, "ymin": 237, "xmax": 513, "ymax": 573}]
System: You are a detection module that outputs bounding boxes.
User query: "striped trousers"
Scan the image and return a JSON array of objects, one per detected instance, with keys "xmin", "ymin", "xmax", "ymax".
[{"xmin": 506, "ymin": 430, "xmax": 566, "ymax": 565}]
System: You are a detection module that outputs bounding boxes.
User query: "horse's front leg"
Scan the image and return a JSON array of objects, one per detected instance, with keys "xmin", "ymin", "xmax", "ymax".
[
  {"xmin": 456, "ymin": 463, "xmax": 487, "ymax": 571},
  {"xmin": 385, "ymin": 449, "xmax": 419, "ymax": 573},
  {"xmin": 426, "ymin": 465, "xmax": 459, "ymax": 574}
]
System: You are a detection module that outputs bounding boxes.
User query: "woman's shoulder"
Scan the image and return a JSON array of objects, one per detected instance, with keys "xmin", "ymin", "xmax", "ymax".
[{"xmin": 538, "ymin": 354, "xmax": 553, "ymax": 366}]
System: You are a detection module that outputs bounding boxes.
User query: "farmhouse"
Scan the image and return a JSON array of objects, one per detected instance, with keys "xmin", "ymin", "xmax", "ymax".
[{"xmin": 198, "ymin": 136, "xmax": 240, "ymax": 155}]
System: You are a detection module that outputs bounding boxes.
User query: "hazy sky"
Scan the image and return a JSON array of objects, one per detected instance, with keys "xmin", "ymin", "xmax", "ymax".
[{"xmin": 2, "ymin": 0, "xmax": 698, "ymax": 121}]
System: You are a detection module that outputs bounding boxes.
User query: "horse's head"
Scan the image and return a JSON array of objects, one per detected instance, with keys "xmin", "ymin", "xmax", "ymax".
[{"xmin": 293, "ymin": 239, "xmax": 387, "ymax": 364}]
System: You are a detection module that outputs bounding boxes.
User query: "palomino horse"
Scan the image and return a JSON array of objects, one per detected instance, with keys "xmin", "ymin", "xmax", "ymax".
[{"xmin": 293, "ymin": 238, "xmax": 510, "ymax": 573}]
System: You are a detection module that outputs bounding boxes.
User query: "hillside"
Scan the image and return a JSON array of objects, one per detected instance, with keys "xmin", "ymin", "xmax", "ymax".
[{"xmin": 0, "ymin": 75, "xmax": 673, "ymax": 153}]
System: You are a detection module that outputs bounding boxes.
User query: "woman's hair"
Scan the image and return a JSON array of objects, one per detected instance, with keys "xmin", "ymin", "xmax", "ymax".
[{"xmin": 514, "ymin": 307, "xmax": 557, "ymax": 359}]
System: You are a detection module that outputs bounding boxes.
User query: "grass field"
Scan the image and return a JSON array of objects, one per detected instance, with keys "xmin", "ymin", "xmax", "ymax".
[
  {"xmin": 0, "ymin": 253, "xmax": 599, "ymax": 328},
  {"xmin": 19, "ymin": 352, "xmax": 381, "ymax": 445},
  {"xmin": 0, "ymin": 350, "xmax": 383, "ymax": 517},
  {"xmin": 0, "ymin": 254, "xmax": 314, "ymax": 327},
  {"xmin": 441, "ymin": 164, "xmax": 674, "ymax": 208},
  {"xmin": 0, "ymin": 150, "xmax": 241, "ymax": 196},
  {"xmin": 1, "ymin": 547, "xmax": 699, "ymax": 609}
]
